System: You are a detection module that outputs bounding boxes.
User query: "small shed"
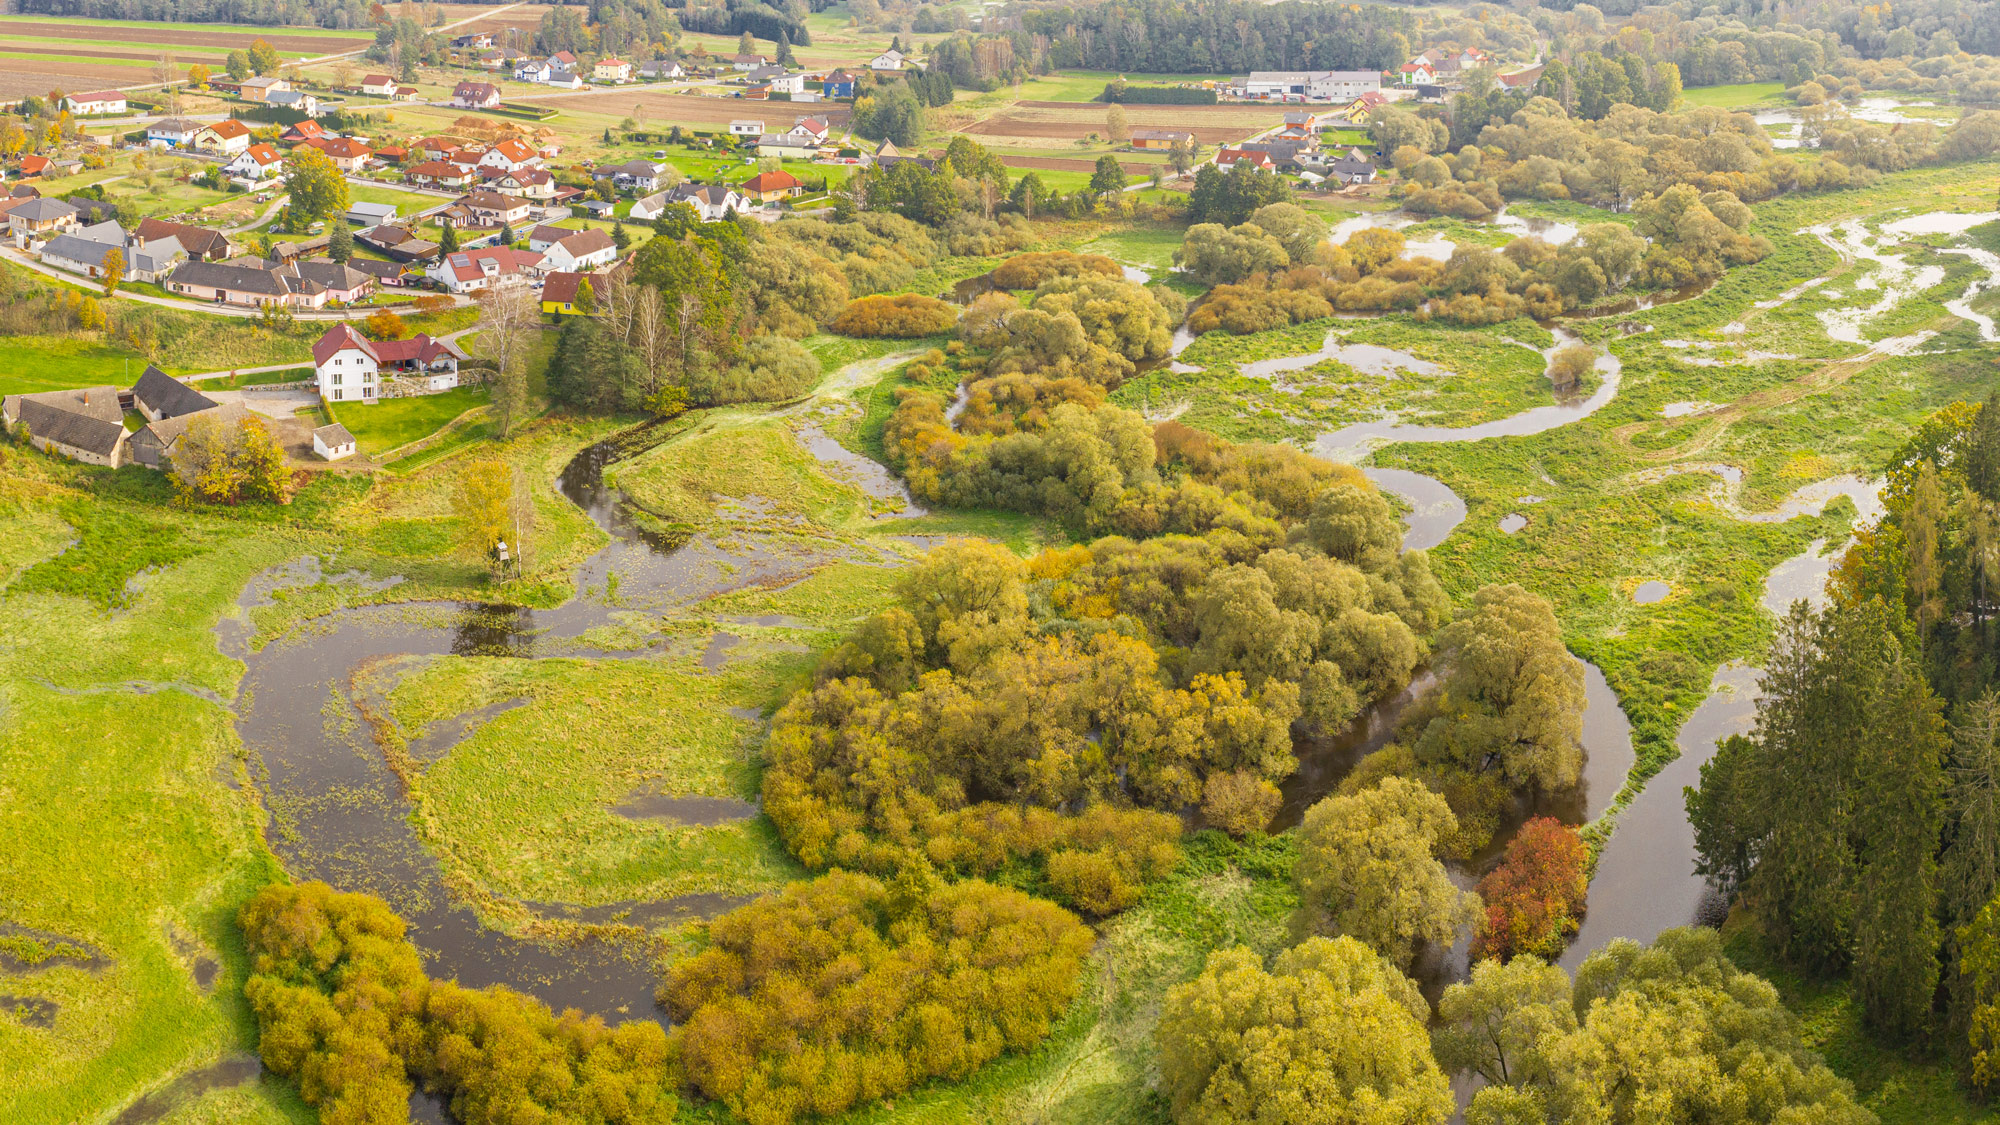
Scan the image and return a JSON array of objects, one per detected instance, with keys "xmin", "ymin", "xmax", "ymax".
[
  {"xmin": 346, "ymin": 201, "xmax": 399, "ymax": 226},
  {"xmin": 313, "ymin": 422, "xmax": 357, "ymax": 461}
]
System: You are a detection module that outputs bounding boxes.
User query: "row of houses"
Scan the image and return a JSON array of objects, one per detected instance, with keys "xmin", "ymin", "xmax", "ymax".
[{"xmin": 1, "ymin": 366, "xmax": 359, "ymax": 468}]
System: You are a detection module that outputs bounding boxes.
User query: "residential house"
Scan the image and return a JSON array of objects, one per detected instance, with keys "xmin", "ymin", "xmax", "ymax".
[
  {"xmin": 731, "ymin": 53, "xmax": 770, "ymax": 71},
  {"xmin": 544, "ymin": 65, "xmax": 585, "ymax": 90},
  {"xmin": 1129, "ymin": 128, "xmax": 1192, "ymax": 150},
  {"xmin": 744, "ymin": 64, "xmax": 789, "ymax": 84},
  {"xmin": 526, "ymin": 224, "xmax": 578, "ymax": 252},
  {"xmin": 630, "ymin": 183, "xmax": 746, "ymax": 222},
  {"xmin": 346, "ymin": 257, "xmax": 409, "ymax": 285},
  {"xmin": 1213, "ymin": 147, "xmax": 1274, "ymax": 171},
  {"xmin": 345, "ymin": 201, "xmax": 399, "ymax": 226},
  {"xmin": 304, "ymin": 137, "xmax": 373, "ymax": 173},
  {"xmin": 146, "ymin": 117, "xmax": 204, "ymax": 148},
  {"xmin": 451, "ymin": 31, "xmax": 495, "ymax": 49},
  {"xmin": 124, "ymin": 238, "xmax": 187, "ymax": 283},
  {"xmin": 578, "ymin": 198, "xmax": 615, "ymax": 219},
  {"xmin": 2, "ymin": 387, "xmax": 127, "ymax": 466},
  {"xmin": 550, "ymin": 50, "xmax": 579, "ymax": 68},
  {"xmin": 417, "ymin": 137, "xmax": 464, "ymax": 162},
  {"xmin": 406, "ymin": 160, "xmax": 478, "ymax": 189},
  {"xmin": 536, "ymin": 227, "xmax": 617, "ymax": 272},
  {"xmin": 313, "ymin": 423, "xmax": 357, "ymax": 461},
  {"xmin": 1345, "ymin": 90, "xmax": 1393, "ymax": 123},
  {"xmin": 128, "ymin": 401, "xmax": 248, "ymax": 469},
  {"xmin": 756, "ymin": 132, "xmax": 819, "ymax": 159},
  {"xmin": 869, "ymin": 49, "xmax": 906, "ymax": 71},
  {"xmin": 132, "ymin": 365, "xmax": 216, "ymax": 422},
  {"xmin": 477, "ymin": 138, "xmax": 542, "ymax": 171},
  {"xmin": 64, "ymin": 91, "xmax": 127, "ymax": 115},
  {"xmin": 604, "ymin": 159, "xmax": 666, "ymax": 192},
  {"xmin": 594, "ymin": 58, "xmax": 632, "ymax": 83},
  {"xmin": 489, "ymin": 168, "xmax": 555, "ymax": 199},
  {"xmin": 135, "ymin": 218, "xmax": 231, "ymax": 261},
  {"xmin": 1240, "ymin": 70, "xmax": 1382, "ymax": 100},
  {"xmin": 1397, "ymin": 60, "xmax": 1438, "ymax": 86},
  {"xmin": 740, "ymin": 169, "xmax": 802, "ymax": 203},
  {"xmin": 639, "ymin": 59, "xmax": 684, "ymax": 80},
  {"xmin": 871, "ymin": 152, "xmax": 936, "ymax": 173},
  {"xmin": 311, "ymin": 322, "xmax": 464, "ymax": 403},
  {"xmin": 194, "ymin": 119, "xmax": 253, "ymax": 155},
  {"xmin": 473, "ymin": 48, "xmax": 509, "ymax": 70},
  {"xmin": 8, "ymin": 197, "xmax": 77, "ymax": 246},
  {"xmin": 164, "ymin": 258, "xmax": 372, "ymax": 308},
  {"xmin": 360, "ymin": 74, "xmax": 398, "ymax": 96},
  {"xmin": 283, "ymin": 120, "xmax": 327, "ymax": 143},
  {"xmin": 456, "ymin": 190, "xmax": 533, "ymax": 227},
  {"xmin": 68, "ymin": 199, "xmax": 118, "ymax": 225},
  {"xmin": 426, "ymin": 246, "xmax": 544, "ymax": 293},
  {"xmin": 225, "ymin": 143, "xmax": 285, "ymax": 179},
  {"xmin": 1328, "ymin": 155, "xmax": 1377, "ymax": 185},
  {"xmin": 374, "ymin": 143, "xmax": 409, "ymax": 164},
  {"xmin": 822, "ymin": 69, "xmax": 857, "ymax": 98},
  {"xmin": 38, "ymin": 221, "xmax": 128, "ymax": 279},
  {"xmin": 728, "ymin": 119, "xmax": 764, "ymax": 138},
  {"xmin": 356, "ymin": 224, "xmax": 439, "ymax": 262},
  {"xmin": 514, "ymin": 58, "xmax": 554, "ymax": 83},
  {"xmin": 16, "ymin": 154, "xmax": 51, "ymax": 178},
  {"xmin": 790, "ymin": 117, "xmax": 832, "ymax": 143},
  {"xmin": 237, "ymin": 76, "xmax": 292, "ymax": 102},
  {"xmin": 539, "ymin": 270, "xmax": 600, "ymax": 315},
  {"xmin": 265, "ymin": 90, "xmax": 320, "ymax": 116},
  {"xmin": 452, "ymin": 81, "xmax": 503, "ymax": 109}
]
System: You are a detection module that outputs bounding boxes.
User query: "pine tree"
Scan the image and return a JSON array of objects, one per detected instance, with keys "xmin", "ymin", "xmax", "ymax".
[{"xmin": 439, "ymin": 218, "xmax": 459, "ymax": 253}]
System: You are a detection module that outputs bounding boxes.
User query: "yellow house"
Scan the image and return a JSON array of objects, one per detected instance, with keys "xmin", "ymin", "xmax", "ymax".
[{"xmin": 541, "ymin": 270, "xmax": 593, "ymax": 316}]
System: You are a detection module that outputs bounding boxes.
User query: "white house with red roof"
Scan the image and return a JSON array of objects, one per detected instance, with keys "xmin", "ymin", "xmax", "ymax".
[
  {"xmin": 426, "ymin": 246, "xmax": 544, "ymax": 293},
  {"xmin": 359, "ymin": 74, "xmax": 398, "ymax": 96},
  {"xmin": 536, "ymin": 227, "xmax": 617, "ymax": 272},
  {"xmin": 63, "ymin": 91, "xmax": 127, "ymax": 115},
  {"xmin": 304, "ymin": 136, "xmax": 373, "ymax": 173},
  {"xmin": 476, "ymin": 138, "xmax": 543, "ymax": 172},
  {"xmin": 452, "ymin": 81, "xmax": 502, "ymax": 109},
  {"xmin": 225, "ymin": 143, "xmax": 285, "ymax": 180},
  {"xmin": 1214, "ymin": 147, "xmax": 1274, "ymax": 171},
  {"xmin": 312, "ymin": 323, "xmax": 466, "ymax": 403}
]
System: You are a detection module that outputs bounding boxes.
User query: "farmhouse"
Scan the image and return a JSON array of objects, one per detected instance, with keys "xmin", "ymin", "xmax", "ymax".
[
  {"xmin": 360, "ymin": 74, "xmax": 398, "ymax": 96},
  {"xmin": 132, "ymin": 365, "xmax": 216, "ymax": 422},
  {"xmin": 639, "ymin": 59, "xmax": 684, "ymax": 80},
  {"xmin": 265, "ymin": 90, "xmax": 320, "ymax": 116},
  {"xmin": 452, "ymin": 81, "xmax": 503, "ymax": 109},
  {"xmin": 312, "ymin": 322, "xmax": 465, "ymax": 403},
  {"xmin": 194, "ymin": 120, "xmax": 252, "ymax": 156},
  {"xmin": 757, "ymin": 132, "xmax": 819, "ymax": 159},
  {"xmin": 129, "ymin": 402, "xmax": 248, "ymax": 469},
  {"xmin": 2, "ymin": 387, "xmax": 127, "ymax": 466},
  {"xmin": 731, "ymin": 53, "xmax": 770, "ymax": 70},
  {"xmin": 145, "ymin": 117, "xmax": 204, "ymax": 148},
  {"xmin": 39, "ymin": 222, "xmax": 129, "ymax": 279},
  {"xmin": 314, "ymin": 423, "xmax": 356, "ymax": 461},
  {"xmin": 225, "ymin": 143, "xmax": 285, "ymax": 179},
  {"xmin": 64, "ymin": 91, "xmax": 127, "ymax": 115},
  {"xmin": 135, "ymin": 218, "xmax": 231, "ymax": 261},
  {"xmin": 426, "ymin": 246, "xmax": 543, "ymax": 293},
  {"xmin": 1328, "ymin": 155, "xmax": 1377, "ymax": 184},
  {"xmin": 740, "ymin": 169, "xmax": 802, "ymax": 203},
  {"xmin": 1130, "ymin": 129, "xmax": 1193, "ymax": 150},
  {"xmin": 165, "ymin": 258, "xmax": 375, "ymax": 308},
  {"xmin": 536, "ymin": 227, "xmax": 617, "ymax": 272}
]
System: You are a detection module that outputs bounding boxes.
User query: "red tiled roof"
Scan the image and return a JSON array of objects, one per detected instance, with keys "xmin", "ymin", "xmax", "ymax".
[
  {"xmin": 742, "ymin": 169, "xmax": 800, "ymax": 192},
  {"xmin": 309, "ymin": 137, "xmax": 372, "ymax": 159},
  {"xmin": 205, "ymin": 120, "xmax": 251, "ymax": 140}
]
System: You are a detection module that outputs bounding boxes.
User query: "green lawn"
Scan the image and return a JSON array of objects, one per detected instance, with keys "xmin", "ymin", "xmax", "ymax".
[
  {"xmin": 0, "ymin": 336, "xmax": 150, "ymax": 396},
  {"xmin": 1681, "ymin": 81, "xmax": 1787, "ymax": 108},
  {"xmin": 1079, "ymin": 225, "xmax": 1186, "ymax": 270},
  {"xmin": 343, "ymin": 183, "xmax": 440, "ymax": 220},
  {"xmin": 1009, "ymin": 70, "xmax": 1226, "ymax": 103},
  {"xmin": 327, "ymin": 385, "xmax": 490, "ymax": 455}
]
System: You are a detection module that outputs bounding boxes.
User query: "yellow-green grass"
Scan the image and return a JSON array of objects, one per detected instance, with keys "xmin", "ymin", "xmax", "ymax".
[
  {"xmin": 327, "ymin": 385, "xmax": 491, "ymax": 456},
  {"xmin": 1079, "ymin": 224, "xmax": 1186, "ymax": 270},
  {"xmin": 0, "ymin": 335, "xmax": 151, "ymax": 396},
  {"xmin": 1681, "ymin": 81, "xmax": 1787, "ymax": 108}
]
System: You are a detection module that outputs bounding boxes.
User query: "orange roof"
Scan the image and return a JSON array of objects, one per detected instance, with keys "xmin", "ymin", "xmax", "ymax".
[
  {"xmin": 742, "ymin": 170, "xmax": 800, "ymax": 192},
  {"xmin": 310, "ymin": 137, "xmax": 372, "ymax": 159},
  {"xmin": 205, "ymin": 119, "xmax": 251, "ymax": 140}
]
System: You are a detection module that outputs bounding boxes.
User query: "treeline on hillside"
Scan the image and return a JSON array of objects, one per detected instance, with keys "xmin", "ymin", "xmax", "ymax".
[
  {"xmin": 17, "ymin": 0, "xmax": 381, "ymax": 28},
  {"xmin": 1691, "ymin": 391, "xmax": 2000, "ymax": 1079},
  {"xmin": 1175, "ymin": 189, "xmax": 1752, "ymax": 332},
  {"xmin": 1015, "ymin": 0, "xmax": 1416, "ymax": 74}
]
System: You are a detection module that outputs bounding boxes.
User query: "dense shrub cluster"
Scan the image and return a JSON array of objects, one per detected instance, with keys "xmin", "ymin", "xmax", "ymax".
[
  {"xmin": 240, "ymin": 882, "xmax": 676, "ymax": 1125},
  {"xmin": 1472, "ymin": 817, "xmax": 1590, "ymax": 962},
  {"xmin": 828, "ymin": 293, "xmax": 959, "ymax": 337},
  {"xmin": 686, "ymin": 335, "xmax": 820, "ymax": 406},
  {"xmin": 988, "ymin": 250, "xmax": 1123, "ymax": 290},
  {"xmin": 662, "ymin": 871, "xmax": 1091, "ymax": 1125}
]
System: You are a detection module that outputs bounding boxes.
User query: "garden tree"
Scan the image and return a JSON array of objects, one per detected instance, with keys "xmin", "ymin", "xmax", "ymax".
[
  {"xmin": 662, "ymin": 871, "xmax": 1091, "ymax": 1125},
  {"xmin": 248, "ymin": 37, "xmax": 281, "ymax": 75},
  {"xmin": 1445, "ymin": 929, "xmax": 1874, "ymax": 1125},
  {"xmin": 1167, "ymin": 136, "xmax": 1195, "ymax": 177},
  {"xmin": 497, "ymin": 222, "xmax": 515, "ymax": 248},
  {"xmin": 1157, "ymin": 936, "xmax": 1453, "ymax": 1125},
  {"xmin": 1105, "ymin": 103, "xmax": 1129, "ymax": 145},
  {"xmin": 1295, "ymin": 778, "xmax": 1480, "ymax": 970},
  {"xmin": 1174, "ymin": 221, "xmax": 1288, "ymax": 286},
  {"xmin": 225, "ymin": 48, "xmax": 250, "ymax": 80},
  {"xmin": 1472, "ymin": 818, "xmax": 1589, "ymax": 961},
  {"xmin": 775, "ymin": 29, "xmax": 794, "ymax": 65},
  {"xmin": 187, "ymin": 62, "xmax": 210, "ymax": 87},
  {"xmin": 326, "ymin": 223, "xmax": 353, "ymax": 264},
  {"xmin": 829, "ymin": 293, "xmax": 957, "ymax": 337},
  {"xmin": 283, "ymin": 146, "xmax": 349, "ymax": 230},
  {"xmin": 169, "ymin": 413, "xmax": 286, "ymax": 506},
  {"xmin": 1186, "ymin": 161, "xmax": 1292, "ymax": 225},
  {"xmin": 612, "ymin": 219, "xmax": 630, "ymax": 252},
  {"xmin": 453, "ymin": 458, "xmax": 513, "ymax": 567},
  {"xmin": 1690, "ymin": 599, "xmax": 1947, "ymax": 1039},
  {"xmin": 240, "ymin": 883, "xmax": 676, "ymax": 1125},
  {"xmin": 439, "ymin": 219, "xmax": 459, "ymax": 254},
  {"xmin": 1386, "ymin": 584, "xmax": 1585, "ymax": 850},
  {"xmin": 98, "ymin": 247, "xmax": 122, "ymax": 296},
  {"xmin": 737, "ymin": 29, "xmax": 755, "ymax": 55},
  {"xmin": 362, "ymin": 309, "xmax": 406, "ymax": 339}
]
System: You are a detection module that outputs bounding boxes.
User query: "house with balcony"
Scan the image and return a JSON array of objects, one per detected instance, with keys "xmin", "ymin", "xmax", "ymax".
[
  {"xmin": 426, "ymin": 246, "xmax": 544, "ymax": 293},
  {"xmin": 312, "ymin": 322, "xmax": 464, "ymax": 403},
  {"xmin": 194, "ymin": 119, "xmax": 252, "ymax": 155}
]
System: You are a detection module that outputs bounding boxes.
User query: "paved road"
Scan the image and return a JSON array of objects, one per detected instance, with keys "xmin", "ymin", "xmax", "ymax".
[{"xmin": 0, "ymin": 245, "xmax": 473, "ymax": 319}]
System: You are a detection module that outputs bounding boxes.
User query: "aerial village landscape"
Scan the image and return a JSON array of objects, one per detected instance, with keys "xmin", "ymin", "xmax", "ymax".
[{"xmin": 6, "ymin": 0, "xmax": 2000, "ymax": 1123}]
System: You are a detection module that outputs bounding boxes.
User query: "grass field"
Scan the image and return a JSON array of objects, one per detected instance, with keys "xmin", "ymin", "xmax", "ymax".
[
  {"xmin": 328, "ymin": 386, "xmax": 490, "ymax": 455},
  {"xmin": 1681, "ymin": 81, "xmax": 1788, "ymax": 107}
]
